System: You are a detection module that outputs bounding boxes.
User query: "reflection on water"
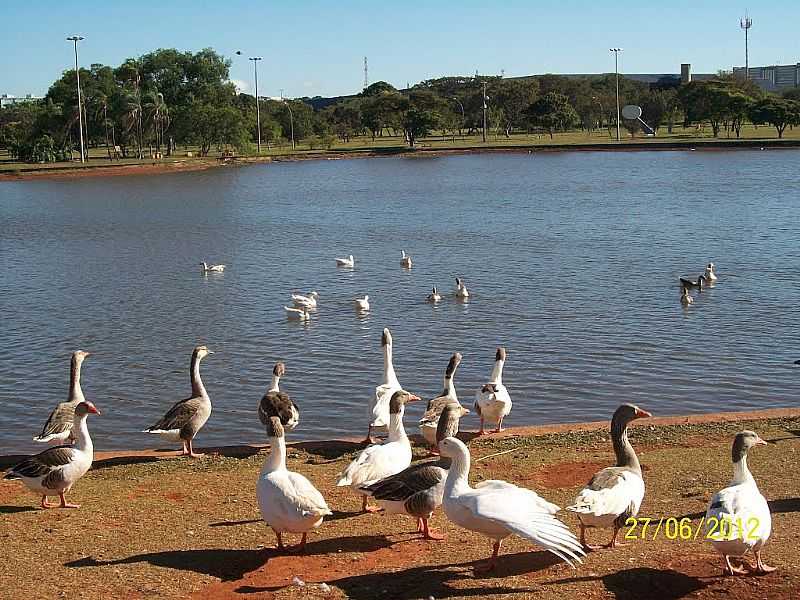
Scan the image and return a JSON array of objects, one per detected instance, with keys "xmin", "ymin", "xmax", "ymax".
[{"xmin": 1, "ymin": 151, "xmax": 798, "ymax": 452}]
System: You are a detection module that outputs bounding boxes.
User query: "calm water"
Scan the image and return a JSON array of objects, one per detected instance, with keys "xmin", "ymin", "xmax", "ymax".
[{"xmin": 1, "ymin": 151, "xmax": 798, "ymax": 453}]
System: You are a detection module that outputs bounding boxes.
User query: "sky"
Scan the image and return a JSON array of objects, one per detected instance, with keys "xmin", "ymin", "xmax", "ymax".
[{"xmin": 2, "ymin": 1, "xmax": 799, "ymax": 99}]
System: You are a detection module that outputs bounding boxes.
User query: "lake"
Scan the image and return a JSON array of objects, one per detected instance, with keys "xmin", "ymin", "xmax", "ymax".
[{"xmin": 1, "ymin": 150, "xmax": 798, "ymax": 454}]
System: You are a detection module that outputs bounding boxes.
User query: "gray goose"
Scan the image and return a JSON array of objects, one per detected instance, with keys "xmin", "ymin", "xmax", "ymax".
[
  {"xmin": 567, "ymin": 403, "xmax": 652, "ymax": 550},
  {"xmin": 679, "ymin": 276, "xmax": 704, "ymax": 291},
  {"xmin": 360, "ymin": 402, "xmax": 469, "ymax": 540},
  {"xmin": 258, "ymin": 362, "xmax": 299, "ymax": 431},
  {"xmin": 5, "ymin": 401, "xmax": 100, "ymax": 509},
  {"xmin": 144, "ymin": 345, "xmax": 214, "ymax": 458},
  {"xmin": 34, "ymin": 350, "xmax": 90, "ymax": 443},
  {"xmin": 419, "ymin": 353, "xmax": 464, "ymax": 451}
]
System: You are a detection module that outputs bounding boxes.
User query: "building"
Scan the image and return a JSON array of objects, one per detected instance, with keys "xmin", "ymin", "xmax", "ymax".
[
  {"xmin": 0, "ymin": 94, "xmax": 43, "ymax": 108},
  {"xmin": 732, "ymin": 63, "xmax": 800, "ymax": 92}
]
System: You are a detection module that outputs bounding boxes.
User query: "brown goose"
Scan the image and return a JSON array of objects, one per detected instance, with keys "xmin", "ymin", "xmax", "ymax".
[
  {"xmin": 5, "ymin": 401, "xmax": 100, "ymax": 508},
  {"xmin": 144, "ymin": 345, "xmax": 214, "ymax": 458},
  {"xmin": 419, "ymin": 353, "xmax": 464, "ymax": 451},
  {"xmin": 567, "ymin": 403, "xmax": 652, "ymax": 550},
  {"xmin": 360, "ymin": 403, "xmax": 469, "ymax": 540},
  {"xmin": 258, "ymin": 362, "xmax": 299, "ymax": 431},
  {"xmin": 34, "ymin": 350, "xmax": 90, "ymax": 444},
  {"xmin": 679, "ymin": 276, "xmax": 703, "ymax": 291}
]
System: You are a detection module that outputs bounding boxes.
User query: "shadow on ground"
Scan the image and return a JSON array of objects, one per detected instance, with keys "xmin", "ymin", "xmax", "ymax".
[{"xmin": 548, "ymin": 567, "xmax": 708, "ymax": 599}]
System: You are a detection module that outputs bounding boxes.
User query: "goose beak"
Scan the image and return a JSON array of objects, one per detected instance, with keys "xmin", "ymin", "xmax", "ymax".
[
  {"xmin": 755, "ymin": 437, "xmax": 768, "ymax": 446},
  {"xmin": 634, "ymin": 408, "xmax": 652, "ymax": 419},
  {"xmin": 407, "ymin": 394, "xmax": 421, "ymax": 403},
  {"xmin": 89, "ymin": 406, "xmax": 101, "ymax": 415}
]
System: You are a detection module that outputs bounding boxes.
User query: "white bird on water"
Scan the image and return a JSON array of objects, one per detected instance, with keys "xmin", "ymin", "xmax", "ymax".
[
  {"xmin": 336, "ymin": 255, "xmax": 355, "ymax": 268},
  {"xmin": 354, "ymin": 295, "xmax": 370, "ymax": 311},
  {"xmin": 284, "ymin": 306, "xmax": 311, "ymax": 321},
  {"xmin": 455, "ymin": 278, "xmax": 469, "ymax": 299},
  {"xmin": 401, "ymin": 250, "xmax": 413, "ymax": 268},
  {"xmin": 200, "ymin": 262, "xmax": 225, "ymax": 273},
  {"xmin": 426, "ymin": 287, "xmax": 442, "ymax": 303},
  {"xmin": 292, "ymin": 291, "xmax": 319, "ymax": 309}
]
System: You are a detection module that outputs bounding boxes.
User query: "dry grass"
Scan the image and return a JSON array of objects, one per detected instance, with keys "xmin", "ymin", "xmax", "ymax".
[{"xmin": 1, "ymin": 415, "xmax": 799, "ymax": 599}]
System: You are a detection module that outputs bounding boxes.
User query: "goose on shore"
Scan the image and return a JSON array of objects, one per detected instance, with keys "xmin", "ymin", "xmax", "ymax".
[
  {"xmin": 426, "ymin": 287, "xmax": 442, "ymax": 303},
  {"xmin": 475, "ymin": 347, "xmax": 512, "ymax": 435},
  {"xmin": 679, "ymin": 276, "xmax": 704, "ymax": 292},
  {"xmin": 419, "ymin": 353, "xmax": 464, "ymax": 451},
  {"xmin": 258, "ymin": 362, "xmax": 299, "ymax": 432},
  {"xmin": 354, "ymin": 295, "xmax": 370, "ymax": 311},
  {"xmin": 337, "ymin": 390, "xmax": 421, "ymax": 512},
  {"xmin": 34, "ymin": 350, "xmax": 90, "ymax": 444},
  {"xmin": 292, "ymin": 291, "xmax": 319, "ymax": 309},
  {"xmin": 143, "ymin": 346, "xmax": 214, "ymax": 458},
  {"xmin": 706, "ymin": 430, "xmax": 774, "ymax": 575},
  {"xmin": 401, "ymin": 250, "xmax": 413, "ymax": 269},
  {"xmin": 680, "ymin": 285, "xmax": 694, "ymax": 306},
  {"xmin": 703, "ymin": 262, "xmax": 718, "ymax": 282},
  {"xmin": 367, "ymin": 328, "xmax": 402, "ymax": 443},
  {"xmin": 284, "ymin": 306, "xmax": 310, "ymax": 321},
  {"xmin": 455, "ymin": 278, "xmax": 469, "ymax": 299},
  {"xmin": 567, "ymin": 404, "xmax": 652, "ymax": 550},
  {"xmin": 336, "ymin": 255, "xmax": 355, "ymax": 268},
  {"xmin": 200, "ymin": 262, "xmax": 225, "ymax": 273},
  {"xmin": 257, "ymin": 417, "xmax": 331, "ymax": 553},
  {"xmin": 5, "ymin": 401, "xmax": 100, "ymax": 509},
  {"xmin": 360, "ymin": 403, "xmax": 469, "ymax": 540},
  {"xmin": 439, "ymin": 436, "xmax": 585, "ymax": 573}
]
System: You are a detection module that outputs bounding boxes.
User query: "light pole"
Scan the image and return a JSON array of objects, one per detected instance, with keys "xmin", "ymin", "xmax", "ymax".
[
  {"xmin": 609, "ymin": 48, "xmax": 623, "ymax": 142},
  {"xmin": 451, "ymin": 96, "xmax": 464, "ymax": 137},
  {"xmin": 249, "ymin": 57, "xmax": 262, "ymax": 153},
  {"xmin": 482, "ymin": 81, "xmax": 488, "ymax": 143},
  {"xmin": 67, "ymin": 35, "xmax": 86, "ymax": 162},
  {"xmin": 283, "ymin": 100, "xmax": 295, "ymax": 150}
]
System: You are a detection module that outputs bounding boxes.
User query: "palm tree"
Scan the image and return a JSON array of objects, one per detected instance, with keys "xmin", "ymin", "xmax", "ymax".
[
  {"xmin": 92, "ymin": 92, "xmax": 112, "ymax": 159},
  {"xmin": 144, "ymin": 91, "xmax": 170, "ymax": 156},
  {"xmin": 122, "ymin": 89, "xmax": 143, "ymax": 159}
]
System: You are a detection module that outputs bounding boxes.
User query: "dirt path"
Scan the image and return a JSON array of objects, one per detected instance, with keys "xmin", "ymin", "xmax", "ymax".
[{"xmin": 1, "ymin": 410, "xmax": 799, "ymax": 599}]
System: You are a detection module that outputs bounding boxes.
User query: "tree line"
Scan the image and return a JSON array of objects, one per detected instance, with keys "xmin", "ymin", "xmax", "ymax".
[{"xmin": 3, "ymin": 47, "xmax": 800, "ymax": 163}]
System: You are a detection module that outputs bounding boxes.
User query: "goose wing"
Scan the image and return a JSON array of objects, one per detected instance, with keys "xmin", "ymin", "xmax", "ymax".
[
  {"xmin": 567, "ymin": 466, "xmax": 644, "ymax": 518},
  {"xmin": 259, "ymin": 391, "xmax": 299, "ymax": 431},
  {"xmin": 35, "ymin": 402, "xmax": 76, "ymax": 440},
  {"xmin": 419, "ymin": 395, "xmax": 452, "ymax": 425},
  {"xmin": 146, "ymin": 397, "xmax": 202, "ymax": 432},
  {"xmin": 5, "ymin": 446, "xmax": 76, "ymax": 480},
  {"xmin": 286, "ymin": 472, "xmax": 332, "ymax": 516},
  {"xmin": 361, "ymin": 461, "xmax": 445, "ymax": 501}
]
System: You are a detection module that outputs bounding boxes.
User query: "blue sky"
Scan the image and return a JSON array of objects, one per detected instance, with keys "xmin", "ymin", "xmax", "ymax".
[{"xmin": 2, "ymin": 1, "xmax": 799, "ymax": 98}]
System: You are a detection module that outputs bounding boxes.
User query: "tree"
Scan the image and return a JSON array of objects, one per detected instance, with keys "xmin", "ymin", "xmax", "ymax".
[
  {"xmin": 360, "ymin": 81, "xmax": 397, "ymax": 97},
  {"xmin": 526, "ymin": 92, "xmax": 579, "ymax": 138},
  {"xmin": 749, "ymin": 97, "xmax": 800, "ymax": 138},
  {"xmin": 403, "ymin": 108, "xmax": 438, "ymax": 147},
  {"xmin": 491, "ymin": 79, "xmax": 538, "ymax": 137}
]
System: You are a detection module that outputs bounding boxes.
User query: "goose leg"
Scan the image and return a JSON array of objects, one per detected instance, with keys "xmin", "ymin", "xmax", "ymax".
[
  {"xmin": 724, "ymin": 555, "xmax": 747, "ymax": 576},
  {"xmin": 580, "ymin": 523, "xmax": 602, "ymax": 551},
  {"xmin": 478, "ymin": 417, "xmax": 486, "ymax": 436},
  {"xmin": 41, "ymin": 495, "xmax": 53, "ymax": 509},
  {"xmin": 421, "ymin": 518, "xmax": 445, "ymax": 541},
  {"xmin": 273, "ymin": 529, "xmax": 285, "ymax": 551},
  {"xmin": 187, "ymin": 439, "xmax": 205, "ymax": 458},
  {"xmin": 58, "ymin": 492, "xmax": 80, "ymax": 509},
  {"xmin": 416, "ymin": 517, "xmax": 424, "ymax": 533},
  {"xmin": 474, "ymin": 540, "xmax": 501, "ymax": 574},
  {"xmin": 362, "ymin": 495, "xmax": 381, "ymax": 513},
  {"xmin": 494, "ymin": 417, "xmax": 504, "ymax": 433},
  {"xmin": 754, "ymin": 551, "xmax": 776, "ymax": 574},
  {"xmin": 607, "ymin": 525, "xmax": 627, "ymax": 548},
  {"xmin": 288, "ymin": 532, "xmax": 308, "ymax": 554},
  {"xmin": 363, "ymin": 425, "xmax": 377, "ymax": 445}
]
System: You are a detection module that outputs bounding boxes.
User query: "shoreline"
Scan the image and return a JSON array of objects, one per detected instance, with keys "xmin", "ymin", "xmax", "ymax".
[
  {"xmin": 3, "ymin": 405, "xmax": 796, "ymax": 468},
  {"xmin": 2, "ymin": 137, "xmax": 800, "ymax": 182}
]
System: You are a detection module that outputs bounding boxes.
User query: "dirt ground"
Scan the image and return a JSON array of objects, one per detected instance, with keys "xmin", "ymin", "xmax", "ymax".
[{"xmin": 2, "ymin": 410, "xmax": 799, "ymax": 600}]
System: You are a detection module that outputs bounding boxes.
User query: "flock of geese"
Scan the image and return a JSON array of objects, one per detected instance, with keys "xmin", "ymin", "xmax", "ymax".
[
  {"xmin": 3, "ymin": 295, "xmax": 777, "ymax": 576},
  {"xmin": 680, "ymin": 261, "xmax": 718, "ymax": 306}
]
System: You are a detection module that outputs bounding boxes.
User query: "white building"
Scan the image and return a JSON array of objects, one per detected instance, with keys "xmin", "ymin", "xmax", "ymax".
[{"xmin": 0, "ymin": 94, "xmax": 43, "ymax": 108}]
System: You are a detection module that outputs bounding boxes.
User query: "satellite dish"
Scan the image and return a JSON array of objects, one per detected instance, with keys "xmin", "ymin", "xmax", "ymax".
[{"xmin": 622, "ymin": 105, "xmax": 642, "ymax": 120}]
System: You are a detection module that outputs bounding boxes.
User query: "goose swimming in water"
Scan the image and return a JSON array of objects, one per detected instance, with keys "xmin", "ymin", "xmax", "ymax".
[
  {"xmin": 143, "ymin": 345, "xmax": 214, "ymax": 458},
  {"xmin": 292, "ymin": 291, "xmax": 319, "ymax": 309},
  {"xmin": 426, "ymin": 287, "xmax": 442, "ymax": 303},
  {"xmin": 703, "ymin": 262, "xmax": 718, "ymax": 282},
  {"xmin": 439, "ymin": 436, "xmax": 585, "ymax": 573},
  {"xmin": 336, "ymin": 255, "xmax": 355, "ymax": 268},
  {"xmin": 680, "ymin": 285, "xmax": 694, "ymax": 306},
  {"xmin": 567, "ymin": 404, "xmax": 651, "ymax": 551},
  {"xmin": 257, "ymin": 417, "xmax": 331, "ymax": 553},
  {"xmin": 706, "ymin": 430, "xmax": 774, "ymax": 575},
  {"xmin": 258, "ymin": 362, "xmax": 299, "ymax": 432},
  {"xmin": 455, "ymin": 278, "xmax": 469, "ymax": 299},
  {"xmin": 679, "ymin": 276, "xmax": 703, "ymax": 292},
  {"xmin": 419, "ymin": 353, "xmax": 465, "ymax": 452},
  {"xmin": 200, "ymin": 262, "xmax": 226, "ymax": 273},
  {"xmin": 401, "ymin": 250, "xmax": 412, "ymax": 269},
  {"xmin": 5, "ymin": 401, "xmax": 100, "ymax": 509},
  {"xmin": 354, "ymin": 295, "xmax": 370, "ymax": 311},
  {"xmin": 475, "ymin": 347, "xmax": 512, "ymax": 435},
  {"xmin": 34, "ymin": 350, "xmax": 91, "ymax": 444},
  {"xmin": 284, "ymin": 306, "xmax": 310, "ymax": 321}
]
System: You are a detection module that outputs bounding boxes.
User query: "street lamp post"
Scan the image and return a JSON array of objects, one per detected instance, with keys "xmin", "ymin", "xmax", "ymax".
[
  {"xmin": 609, "ymin": 48, "xmax": 623, "ymax": 142},
  {"xmin": 284, "ymin": 100, "xmax": 295, "ymax": 150},
  {"xmin": 482, "ymin": 81, "xmax": 488, "ymax": 143},
  {"xmin": 249, "ymin": 57, "xmax": 262, "ymax": 153},
  {"xmin": 451, "ymin": 96, "xmax": 464, "ymax": 138},
  {"xmin": 67, "ymin": 35, "xmax": 86, "ymax": 162}
]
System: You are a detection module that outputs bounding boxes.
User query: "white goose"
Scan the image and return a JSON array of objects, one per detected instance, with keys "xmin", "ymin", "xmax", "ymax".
[
  {"xmin": 419, "ymin": 353, "xmax": 464, "ymax": 451},
  {"xmin": 367, "ymin": 328, "xmax": 402, "ymax": 443},
  {"xmin": 703, "ymin": 262, "xmax": 718, "ymax": 282},
  {"xmin": 257, "ymin": 417, "xmax": 332, "ymax": 553},
  {"xmin": 337, "ymin": 390, "xmax": 420, "ymax": 512},
  {"xmin": 455, "ymin": 277, "xmax": 469, "ymax": 299},
  {"xmin": 439, "ymin": 437, "xmax": 585, "ymax": 573},
  {"xmin": 258, "ymin": 362, "xmax": 300, "ymax": 432},
  {"xmin": 475, "ymin": 347, "xmax": 512, "ymax": 435},
  {"xmin": 34, "ymin": 350, "xmax": 90, "ymax": 444},
  {"xmin": 706, "ymin": 430, "xmax": 774, "ymax": 575},
  {"xmin": 284, "ymin": 306, "xmax": 310, "ymax": 321},
  {"xmin": 292, "ymin": 291, "xmax": 319, "ymax": 309},
  {"xmin": 567, "ymin": 404, "xmax": 651, "ymax": 550},
  {"xmin": 200, "ymin": 261, "xmax": 226, "ymax": 273},
  {"xmin": 5, "ymin": 401, "xmax": 100, "ymax": 509},
  {"xmin": 354, "ymin": 295, "xmax": 370, "ymax": 311},
  {"xmin": 426, "ymin": 287, "xmax": 442, "ymax": 303},
  {"xmin": 680, "ymin": 285, "xmax": 694, "ymax": 306},
  {"xmin": 143, "ymin": 345, "xmax": 213, "ymax": 457},
  {"xmin": 335, "ymin": 254, "xmax": 355, "ymax": 268},
  {"xmin": 401, "ymin": 250, "xmax": 413, "ymax": 268}
]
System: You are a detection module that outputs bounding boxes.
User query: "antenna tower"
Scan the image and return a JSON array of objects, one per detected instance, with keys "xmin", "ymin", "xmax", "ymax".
[{"xmin": 740, "ymin": 14, "xmax": 752, "ymax": 80}]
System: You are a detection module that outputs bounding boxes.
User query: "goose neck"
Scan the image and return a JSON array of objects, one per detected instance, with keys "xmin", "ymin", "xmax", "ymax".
[
  {"xmin": 731, "ymin": 455, "xmax": 755, "ymax": 486},
  {"xmin": 386, "ymin": 409, "xmax": 407, "ymax": 443},
  {"xmin": 489, "ymin": 359, "xmax": 504, "ymax": 384},
  {"xmin": 383, "ymin": 344, "xmax": 398, "ymax": 386},
  {"xmin": 190, "ymin": 355, "xmax": 207, "ymax": 398},
  {"xmin": 612, "ymin": 421, "xmax": 641, "ymax": 473},
  {"xmin": 72, "ymin": 414, "xmax": 92, "ymax": 454},
  {"xmin": 443, "ymin": 451, "xmax": 471, "ymax": 495},
  {"xmin": 268, "ymin": 374, "xmax": 281, "ymax": 393},
  {"xmin": 263, "ymin": 435, "xmax": 287, "ymax": 473},
  {"xmin": 69, "ymin": 357, "xmax": 86, "ymax": 403}
]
